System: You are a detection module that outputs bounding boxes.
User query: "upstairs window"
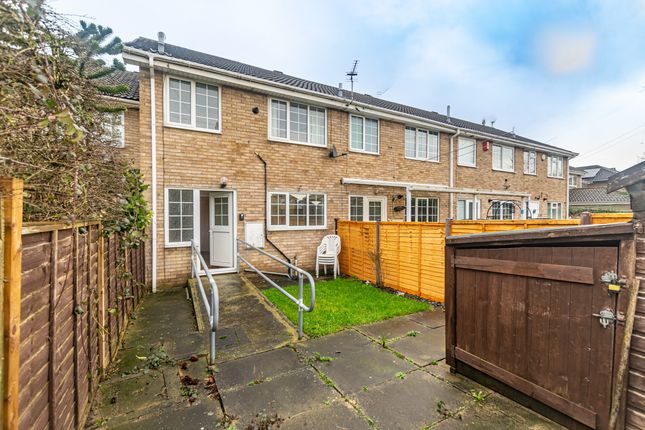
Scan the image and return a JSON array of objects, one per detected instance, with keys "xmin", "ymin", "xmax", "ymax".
[
  {"xmin": 410, "ymin": 197, "xmax": 438, "ymax": 222},
  {"xmin": 102, "ymin": 112, "xmax": 125, "ymax": 148},
  {"xmin": 523, "ymin": 150, "xmax": 536, "ymax": 175},
  {"xmin": 568, "ymin": 175, "xmax": 577, "ymax": 188},
  {"xmin": 547, "ymin": 155, "xmax": 564, "ymax": 178},
  {"xmin": 405, "ymin": 127, "xmax": 439, "ymax": 161},
  {"xmin": 269, "ymin": 99, "xmax": 326, "ymax": 146},
  {"xmin": 269, "ymin": 192, "xmax": 326, "ymax": 230},
  {"xmin": 457, "ymin": 137, "xmax": 476, "ymax": 167},
  {"xmin": 492, "ymin": 144, "xmax": 514, "ymax": 172},
  {"xmin": 166, "ymin": 77, "xmax": 220, "ymax": 132},
  {"xmin": 490, "ymin": 201, "xmax": 515, "ymax": 220},
  {"xmin": 350, "ymin": 115, "xmax": 379, "ymax": 154}
]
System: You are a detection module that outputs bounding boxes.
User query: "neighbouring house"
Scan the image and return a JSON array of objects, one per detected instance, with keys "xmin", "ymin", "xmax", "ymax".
[
  {"xmin": 569, "ymin": 164, "xmax": 631, "ymax": 215},
  {"xmin": 102, "ymin": 33, "xmax": 578, "ymax": 288},
  {"xmin": 578, "ymin": 164, "xmax": 620, "ymax": 187}
]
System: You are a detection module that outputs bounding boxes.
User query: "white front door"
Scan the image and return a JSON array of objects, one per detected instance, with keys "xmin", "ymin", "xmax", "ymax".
[
  {"xmin": 209, "ymin": 192, "xmax": 234, "ymax": 267},
  {"xmin": 527, "ymin": 200, "xmax": 540, "ymax": 219}
]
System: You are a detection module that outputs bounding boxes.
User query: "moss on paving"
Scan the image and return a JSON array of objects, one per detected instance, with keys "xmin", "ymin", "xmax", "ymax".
[{"xmin": 263, "ymin": 278, "xmax": 429, "ymax": 337}]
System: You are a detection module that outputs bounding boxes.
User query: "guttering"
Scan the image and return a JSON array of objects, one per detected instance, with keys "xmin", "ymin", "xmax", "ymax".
[
  {"xmin": 448, "ymin": 128, "xmax": 462, "ymax": 218},
  {"xmin": 123, "ymin": 48, "xmax": 577, "ymax": 157},
  {"xmin": 99, "ymin": 95, "xmax": 140, "ymax": 107},
  {"xmin": 341, "ymin": 178, "xmax": 531, "ymax": 198},
  {"xmin": 148, "ymin": 54, "xmax": 158, "ymax": 293}
]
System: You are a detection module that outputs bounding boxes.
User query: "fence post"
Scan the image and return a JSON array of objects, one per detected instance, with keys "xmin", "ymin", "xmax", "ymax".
[
  {"xmin": 580, "ymin": 211, "xmax": 592, "ymax": 225},
  {"xmin": 375, "ymin": 222, "xmax": 381, "ymax": 287},
  {"xmin": 97, "ymin": 229, "xmax": 107, "ymax": 370},
  {"xmin": 1, "ymin": 177, "xmax": 23, "ymax": 430},
  {"xmin": 445, "ymin": 218, "xmax": 452, "ymax": 237},
  {"xmin": 48, "ymin": 229, "xmax": 58, "ymax": 428}
]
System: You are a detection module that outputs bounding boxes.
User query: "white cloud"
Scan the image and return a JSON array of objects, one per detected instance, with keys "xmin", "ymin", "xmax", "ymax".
[{"xmin": 535, "ymin": 28, "xmax": 597, "ymax": 75}]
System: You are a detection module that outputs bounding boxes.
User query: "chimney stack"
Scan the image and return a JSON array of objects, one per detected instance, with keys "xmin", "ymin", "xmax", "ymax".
[
  {"xmin": 446, "ymin": 105, "xmax": 451, "ymax": 123},
  {"xmin": 157, "ymin": 32, "xmax": 166, "ymax": 54},
  {"xmin": 337, "ymin": 83, "xmax": 343, "ymax": 97}
]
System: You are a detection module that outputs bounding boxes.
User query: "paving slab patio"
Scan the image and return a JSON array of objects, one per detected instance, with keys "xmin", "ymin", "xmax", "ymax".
[{"xmin": 90, "ymin": 275, "xmax": 564, "ymax": 429}]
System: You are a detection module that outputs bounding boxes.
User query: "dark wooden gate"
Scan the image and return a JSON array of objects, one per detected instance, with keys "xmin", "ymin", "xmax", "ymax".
[{"xmin": 445, "ymin": 223, "xmax": 636, "ymax": 430}]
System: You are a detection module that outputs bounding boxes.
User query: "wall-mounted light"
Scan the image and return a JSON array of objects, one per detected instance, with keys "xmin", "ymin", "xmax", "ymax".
[
  {"xmin": 541, "ymin": 153, "xmax": 546, "ymax": 161},
  {"xmin": 220, "ymin": 176, "xmax": 228, "ymax": 188},
  {"xmin": 252, "ymin": 106, "xmax": 259, "ymax": 114}
]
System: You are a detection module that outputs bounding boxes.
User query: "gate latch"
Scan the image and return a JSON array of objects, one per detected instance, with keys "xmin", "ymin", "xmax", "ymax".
[
  {"xmin": 600, "ymin": 271, "xmax": 625, "ymax": 295},
  {"xmin": 592, "ymin": 308, "xmax": 617, "ymax": 328}
]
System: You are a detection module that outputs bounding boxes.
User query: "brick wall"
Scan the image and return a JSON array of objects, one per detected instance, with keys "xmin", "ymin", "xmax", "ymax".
[{"xmin": 126, "ymin": 69, "xmax": 569, "ymax": 286}]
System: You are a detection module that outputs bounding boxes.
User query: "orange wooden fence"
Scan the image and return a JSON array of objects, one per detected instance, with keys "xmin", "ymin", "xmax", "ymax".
[{"xmin": 338, "ymin": 213, "xmax": 633, "ymax": 302}]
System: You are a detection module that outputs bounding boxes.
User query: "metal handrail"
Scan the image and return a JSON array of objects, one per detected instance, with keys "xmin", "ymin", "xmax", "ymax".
[
  {"xmin": 190, "ymin": 240, "xmax": 219, "ymax": 364},
  {"xmin": 236, "ymin": 239, "xmax": 315, "ymax": 338}
]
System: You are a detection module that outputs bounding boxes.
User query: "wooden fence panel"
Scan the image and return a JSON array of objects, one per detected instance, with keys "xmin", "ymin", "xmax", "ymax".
[
  {"xmin": 591, "ymin": 213, "xmax": 633, "ymax": 224},
  {"xmin": 338, "ymin": 215, "xmax": 628, "ymax": 303},
  {"xmin": 16, "ymin": 223, "xmax": 147, "ymax": 429}
]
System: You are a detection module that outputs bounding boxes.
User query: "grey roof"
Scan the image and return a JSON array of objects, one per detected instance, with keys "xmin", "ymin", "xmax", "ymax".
[
  {"xmin": 98, "ymin": 70, "xmax": 139, "ymax": 101},
  {"xmin": 124, "ymin": 37, "xmax": 575, "ymax": 155},
  {"xmin": 573, "ymin": 165, "xmax": 619, "ymax": 182},
  {"xmin": 569, "ymin": 187, "xmax": 630, "ymax": 205}
]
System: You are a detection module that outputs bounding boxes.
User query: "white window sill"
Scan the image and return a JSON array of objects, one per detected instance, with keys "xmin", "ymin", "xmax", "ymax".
[
  {"xmin": 457, "ymin": 163, "xmax": 477, "ymax": 168},
  {"xmin": 523, "ymin": 171, "xmax": 537, "ymax": 176},
  {"xmin": 349, "ymin": 148, "xmax": 380, "ymax": 156},
  {"xmin": 164, "ymin": 242, "xmax": 191, "ymax": 248},
  {"xmin": 492, "ymin": 167, "xmax": 515, "ymax": 173},
  {"xmin": 405, "ymin": 156, "xmax": 440, "ymax": 163},
  {"xmin": 268, "ymin": 137, "xmax": 327, "ymax": 149},
  {"xmin": 268, "ymin": 225, "xmax": 328, "ymax": 232},
  {"xmin": 164, "ymin": 122, "xmax": 222, "ymax": 134},
  {"xmin": 547, "ymin": 175, "xmax": 564, "ymax": 179}
]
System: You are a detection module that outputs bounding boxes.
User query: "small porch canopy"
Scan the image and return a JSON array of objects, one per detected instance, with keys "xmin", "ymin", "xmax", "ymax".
[{"xmin": 341, "ymin": 178, "xmax": 531, "ymax": 221}]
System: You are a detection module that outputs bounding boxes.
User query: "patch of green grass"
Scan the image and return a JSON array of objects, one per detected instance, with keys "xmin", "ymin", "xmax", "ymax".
[{"xmin": 263, "ymin": 278, "xmax": 430, "ymax": 337}]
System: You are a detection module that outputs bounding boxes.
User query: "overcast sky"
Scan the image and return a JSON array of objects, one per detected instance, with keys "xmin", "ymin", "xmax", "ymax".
[{"xmin": 53, "ymin": 0, "xmax": 645, "ymax": 170}]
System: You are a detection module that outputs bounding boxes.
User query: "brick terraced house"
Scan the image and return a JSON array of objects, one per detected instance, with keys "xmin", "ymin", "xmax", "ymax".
[{"xmin": 103, "ymin": 33, "xmax": 578, "ymax": 288}]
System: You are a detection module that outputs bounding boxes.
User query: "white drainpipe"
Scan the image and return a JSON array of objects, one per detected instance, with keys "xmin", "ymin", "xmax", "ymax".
[
  {"xmin": 405, "ymin": 186, "xmax": 412, "ymax": 222},
  {"xmin": 565, "ymin": 158, "xmax": 570, "ymax": 219},
  {"xmin": 448, "ymin": 129, "xmax": 462, "ymax": 219},
  {"xmin": 149, "ymin": 55, "xmax": 158, "ymax": 293}
]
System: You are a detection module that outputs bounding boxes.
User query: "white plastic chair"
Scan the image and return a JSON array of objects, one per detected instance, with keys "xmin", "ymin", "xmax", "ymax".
[{"xmin": 316, "ymin": 235, "xmax": 341, "ymax": 278}]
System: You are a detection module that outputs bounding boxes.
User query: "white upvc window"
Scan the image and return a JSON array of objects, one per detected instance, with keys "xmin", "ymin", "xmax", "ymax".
[
  {"xmin": 410, "ymin": 197, "xmax": 439, "ymax": 222},
  {"xmin": 523, "ymin": 150, "xmax": 536, "ymax": 175},
  {"xmin": 492, "ymin": 144, "xmax": 514, "ymax": 172},
  {"xmin": 457, "ymin": 137, "xmax": 476, "ymax": 167},
  {"xmin": 102, "ymin": 111, "xmax": 125, "ymax": 148},
  {"xmin": 405, "ymin": 127, "xmax": 439, "ymax": 161},
  {"xmin": 457, "ymin": 199, "xmax": 480, "ymax": 220},
  {"xmin": 548, "ymin": 202, "xmax": 563, "ymax": 219},
  {"xmin": 490, "ymin": 201, "xmax": 515, "ymax": 220},
  {"xmin": 349, "ymin": 196, "xmax": 387, "ymax": 222},
  {"xmin": 269, "ymin": 98, "xmax": 327, "ymax": 147},
  {"xmin": 165, "ymin": 188, "xmax": 195, "ymax": 247},
  {"xmin": 547, "ymin": 155, "xmax": 564, "ymax": 178},
  {"xmin": 268, "ymin": 192, "xmax": 326, "ymax": 230},
  {"xmin": 165, "ymin": 76, "xmax": 221, "ymax": 132},
  {"xmin": 568, "ymin": 174, "xmax": 577, "ymax": 188},
  {"xmin": 350, "ymin": 115, "xmax": 379, "ymax": 154}
]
